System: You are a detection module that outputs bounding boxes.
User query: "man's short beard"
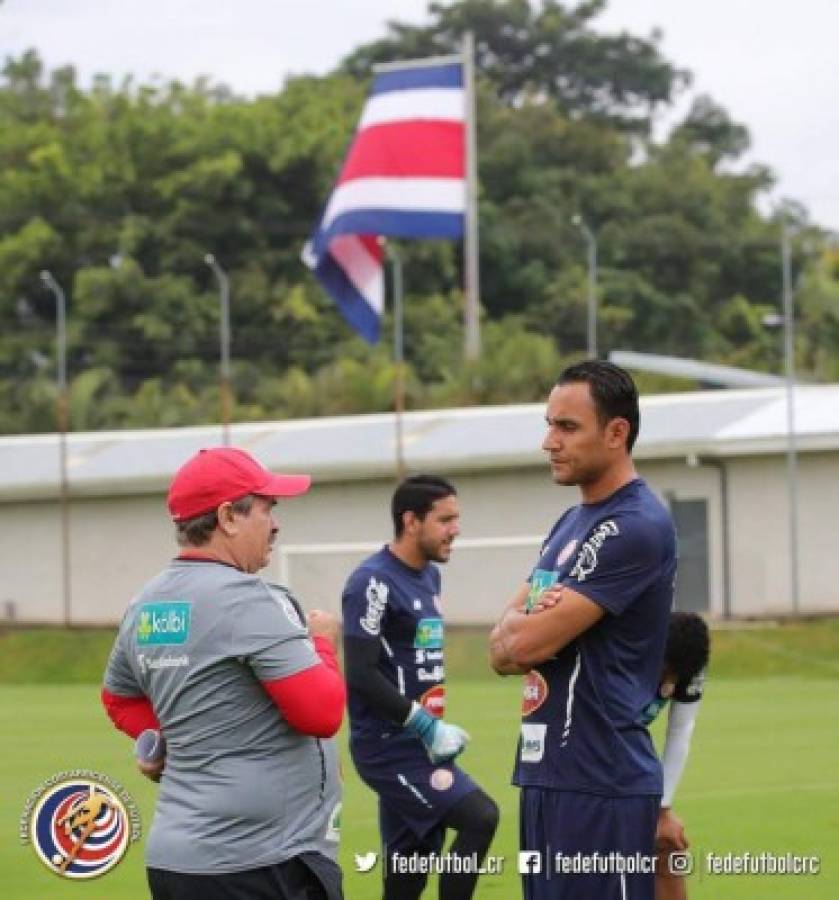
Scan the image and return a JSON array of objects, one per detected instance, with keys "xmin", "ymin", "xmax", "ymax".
[{"xmin": 419, "ymin": 536, "xmax": 448, "ymax": 564}]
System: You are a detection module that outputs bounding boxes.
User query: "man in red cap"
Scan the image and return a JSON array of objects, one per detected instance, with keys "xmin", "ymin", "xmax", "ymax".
[{"xmin": 102, "ymin": 447, "xmax": 345, "ymax": 900}]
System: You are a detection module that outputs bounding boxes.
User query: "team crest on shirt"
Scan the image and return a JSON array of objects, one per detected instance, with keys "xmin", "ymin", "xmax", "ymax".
[
  {"xmin": 521, "ymin": 670, "xmax": 549, "ymax": 716},
  {"xmin": 359, "ymin": 577, "xmax": 389, "ymax": 636},
  {"xmin": 430, "ymin": 769, "xmax": 454, "ymax": 791},
  {"xmin": 569, "ymin": 520, "xmax": 619, "ymax": 582}
]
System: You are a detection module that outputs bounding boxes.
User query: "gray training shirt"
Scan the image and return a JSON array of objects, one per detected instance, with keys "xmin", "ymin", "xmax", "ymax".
[{"xmin": 104, "ymin": 558, "xmax": 342, "ymax": 874}]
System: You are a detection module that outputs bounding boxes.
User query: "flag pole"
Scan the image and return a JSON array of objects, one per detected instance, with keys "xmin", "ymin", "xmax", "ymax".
[
  {"xmin": 385, "ymin": 242, "xmax": 407, "ymax": 481},
  {"xmin": 463, "ymin": 31, "xmax": 481, "ymax": 361}
]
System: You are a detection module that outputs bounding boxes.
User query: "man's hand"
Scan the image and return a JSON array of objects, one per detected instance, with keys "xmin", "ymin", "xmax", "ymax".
[
  {"xmin": 489, "ymin": 584, "xmax": 532, "ymax": 675},
  {"xmin": 404, "ymin": 702, "xmax": 470, "ymax": 764},
  {"xmin": 655, "ymin": 807, "xmax": 688, "ymax": 852},
  {"xmin": 530, "ymin": 584, "xmax": 564, "ymax": 615},
  {"xmin": 491, "ymin": 585, "xmax": 604, "ymax": 672},
  {"xmin": 135, "ymin": 729, "xmax": 165, "ymax": 783},
  {"xmin": 307, "ymin": 609, "xmax": 339, "ymax": 645},
  {"xmin": 137, "ymin": 758, "xmax": 165, "ymax": 783}
]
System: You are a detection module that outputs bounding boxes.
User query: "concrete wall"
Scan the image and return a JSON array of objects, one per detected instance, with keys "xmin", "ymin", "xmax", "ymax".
[
  {"xmin": 2, "ymin": 451, "xmax": 837, "ymax": 625},
  {"xmin": 726, "ymin": 451, "xmax": 839, "ymax": 616}
]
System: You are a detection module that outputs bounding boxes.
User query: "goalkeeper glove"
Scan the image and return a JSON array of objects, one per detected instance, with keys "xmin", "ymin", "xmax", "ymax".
[{"xmin": 404, "ymin": 701, "xmax": 469, "ymax": 764}]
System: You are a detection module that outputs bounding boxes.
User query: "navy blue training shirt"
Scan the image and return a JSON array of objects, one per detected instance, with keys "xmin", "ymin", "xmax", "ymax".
[
  {"xmin": 343, "ymin": 547, "xmax": 446, "ymax": 747},
  {"xmin": 513, "ymin": 478, "xmax": 676, "ymax": 797}
]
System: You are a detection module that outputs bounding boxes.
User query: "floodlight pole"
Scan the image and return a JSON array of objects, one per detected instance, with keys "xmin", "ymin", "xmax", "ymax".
[
  {"xmin": 386, "ymin": 243, "xmax": 407, "ymax": 481},
  {"xmin": 463, "ymin": 31, "xmax": 481, "ymax": 361},
  {"xmin": 204, "ymin": 254, "xmax": 232, "ymax": 446},
  {"xmin": 780, "ymin": 219, "xmax": 800, "ymax": 616},
  {"xmin": 573, "ymin": 215, "xmax": 598, "ymax": 358},
  {"xmin": 40, "ymin": 270, "xmax": 72, "ymax": 627}
]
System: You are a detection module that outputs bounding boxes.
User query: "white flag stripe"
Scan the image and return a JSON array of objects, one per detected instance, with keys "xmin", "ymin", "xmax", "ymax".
[
  {"xmin": 329, "ymin": 235, "xmax": 385, "ymax": 315},
  {"xmin": 323, "ymin": 177, "xmax": 465, "ymax": 230},
  {"xmin": 359, "ymin": 88, "xmax": 465, "ymax": 129}
]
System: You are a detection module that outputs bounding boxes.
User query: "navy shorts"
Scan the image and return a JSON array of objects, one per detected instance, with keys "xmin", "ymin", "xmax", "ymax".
[
  {"xmin": 352, "ymin": 736, "xmax": 478, "ymax": 854},
  {"xmin": 519, "ymin": 788, "xmax": 659, "ymax": 900}
]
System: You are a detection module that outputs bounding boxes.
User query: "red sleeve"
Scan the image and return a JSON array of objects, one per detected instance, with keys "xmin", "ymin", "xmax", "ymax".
[
  {"xmin": 260, "ymin": 635, "xmax": 345, "ymax": 738},
  {"xmin": 101, "ymin": 688, "xmax": 160, "ymax": 739}
]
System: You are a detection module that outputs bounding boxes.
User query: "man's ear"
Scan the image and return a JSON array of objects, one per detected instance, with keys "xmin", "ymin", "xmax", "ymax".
[
  {"xmin": 402, "ymin": 510, "xmax": 419, "ymax": 536},
  {"xmin": 606, "ymin": 417, "xmax": 630, "ymax": 450},
  {"xmin": 215, "ymin": 501, "xmax": 237, "ymax": 536}
]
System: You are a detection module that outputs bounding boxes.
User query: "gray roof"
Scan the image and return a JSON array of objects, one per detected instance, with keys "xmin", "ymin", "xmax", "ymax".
[{"xmin": 2, "ymin": 385, "xmax": 839, "ymax": 501}]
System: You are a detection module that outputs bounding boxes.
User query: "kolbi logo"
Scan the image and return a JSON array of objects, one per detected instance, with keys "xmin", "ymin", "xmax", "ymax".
[
  {"xmin": 414, "ymin": 617, "xmax": 444, "ymax": 650},
  {"xmin": 20, "ymin": 771, "xmax": 141, "ymax": 880},
  {"xmin": 136, "ymin": 602, "xmax": 191, "ymax": 646}
]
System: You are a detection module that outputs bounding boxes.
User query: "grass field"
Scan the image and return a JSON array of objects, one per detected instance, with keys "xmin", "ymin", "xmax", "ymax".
[{"xmin": 3, "ymin": 621, "xmax": 838, "ymax": 899}]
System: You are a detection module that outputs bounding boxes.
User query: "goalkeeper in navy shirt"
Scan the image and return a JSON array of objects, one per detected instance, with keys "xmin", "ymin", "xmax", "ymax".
[
  {"xmin": 490, "ymin": 361, "xmax": 677, "ymax": 900},
  {"xmin": 343, "ymin": 476, "xmax": 498, "ymax": 900}
]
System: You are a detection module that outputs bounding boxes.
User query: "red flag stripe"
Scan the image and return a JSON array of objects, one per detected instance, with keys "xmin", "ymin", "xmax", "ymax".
[{"xmin": 338, "ymin": 121, "xmax": 464, "ymax": 184}]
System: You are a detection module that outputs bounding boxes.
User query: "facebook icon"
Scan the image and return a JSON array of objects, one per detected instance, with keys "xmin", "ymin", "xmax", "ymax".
[{"xmin": 518, "ymin": 851, "xmax": 543, "ymax": 874}]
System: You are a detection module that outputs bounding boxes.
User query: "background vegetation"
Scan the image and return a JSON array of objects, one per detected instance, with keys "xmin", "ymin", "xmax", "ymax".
[{"xmin": 2, "ymin": 0, "xmax": 838, "ymax": 435}]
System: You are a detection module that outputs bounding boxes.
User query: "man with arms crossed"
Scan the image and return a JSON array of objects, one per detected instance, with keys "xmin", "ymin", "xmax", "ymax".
[
  {"xmin": 343, "ymin": 475, "xmax": 499, "ymax": 900},
  {"xmin": 490, "ymin": 361, "xmax": 676, "ymax": 900},
  {"xmin": 102, "ymin": 447, "xmax": 345, "ymax": 900}
]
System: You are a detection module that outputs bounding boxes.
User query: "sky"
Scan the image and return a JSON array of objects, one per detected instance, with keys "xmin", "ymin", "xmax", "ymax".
[{"xmin": 3, "ymin": 0, "xmax": 838, "ymax": 231}]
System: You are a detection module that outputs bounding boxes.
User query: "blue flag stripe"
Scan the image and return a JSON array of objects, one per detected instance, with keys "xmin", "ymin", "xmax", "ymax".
[{"xmin": 372, "ymin": 62, "xmax": 463, "ymax": 96}]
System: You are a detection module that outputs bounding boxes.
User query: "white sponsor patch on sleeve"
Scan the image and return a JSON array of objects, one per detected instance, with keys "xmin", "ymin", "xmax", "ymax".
[
  {"xmin": 520, "ymin": 723, "xmax": 548, "ymax": 763},
  {"xmin": 360, "ymin": 576, "xmax": 389, "ymax": 636},
  {"xmin": 569, "ymin": 520, "xmax": 620, "ymax": 582},
  {"xmin": 268, "ymin": 586, "xmax": 306, "ymax": 630}
]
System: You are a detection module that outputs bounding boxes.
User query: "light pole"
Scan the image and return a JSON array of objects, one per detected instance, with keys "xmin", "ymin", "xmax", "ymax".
[
  {"xmin": 384, "ymin": 242, "xmax": 406, "ymax": 481},
  {"xmin": 40, "ymin": 270, "xmax": 72, "ymax": 627},
  {"xmin": 761, "ymin": 217, "xmax": 800, "ymax": 616},
  {"xmin": 572, "ymin": 215, "xmax": 598, "ymax": 358},
  {"xmin": 204, "ymin": 254, "xmax": 232, "ymax": 446}
]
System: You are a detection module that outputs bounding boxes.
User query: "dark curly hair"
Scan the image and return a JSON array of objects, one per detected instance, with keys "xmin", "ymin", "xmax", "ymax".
[{"xmin": 665, "ymin": 612, "xmax": 710, "ymax": 683}]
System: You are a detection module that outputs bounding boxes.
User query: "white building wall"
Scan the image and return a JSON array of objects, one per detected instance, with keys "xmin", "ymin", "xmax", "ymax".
[
  {"xmin": 727, "ymin": 452, "xmax": 839, "ymax": 616},
  {"xmin": 2, "ymin": 451, "xmax": 837, "ymax": 625}
]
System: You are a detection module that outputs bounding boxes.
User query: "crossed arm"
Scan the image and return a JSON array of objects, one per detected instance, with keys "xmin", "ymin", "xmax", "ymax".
[{"xmin": 488, "ymin": 582, "xmax": 605, "ymax": 674}]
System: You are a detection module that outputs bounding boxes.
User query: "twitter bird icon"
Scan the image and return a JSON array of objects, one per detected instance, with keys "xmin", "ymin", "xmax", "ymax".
[{"xmin": 354, "ymin": 851, "xmax": 378, "ymax": 873}]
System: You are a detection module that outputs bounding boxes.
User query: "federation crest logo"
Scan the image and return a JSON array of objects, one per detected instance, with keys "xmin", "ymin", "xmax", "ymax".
[
  {"xmin": 521, "ymin": 670, "xmax": 549, "ymax": 716},
  {"xmin": 20, "ymin": 771, "xmax": 140, "ymax": 880},
  {"xmin": 419, "ymin": 684, "xmax": 447, "ymax": 718}
]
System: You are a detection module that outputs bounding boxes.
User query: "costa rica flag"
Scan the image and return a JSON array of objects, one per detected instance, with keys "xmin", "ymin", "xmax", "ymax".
[{"xmin": 303, "ymin": 59, "xmax": 466, "ymax": 342}]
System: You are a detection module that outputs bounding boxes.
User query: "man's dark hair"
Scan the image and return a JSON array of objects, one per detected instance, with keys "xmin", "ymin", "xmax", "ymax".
[
  {"xmin": 175, "ymin": 494, "xmax": 255, "ymax": 547},
  {"xmin": 391, "ymin": 475, "xmax": 457, "ymax": 537},
  {"xmin": 557, "ymin": 360, "xmax": 640, "ymax": 451},
  {"xmin": 665, "ymin": 612, "xmax": 710, "ymax": 683}
]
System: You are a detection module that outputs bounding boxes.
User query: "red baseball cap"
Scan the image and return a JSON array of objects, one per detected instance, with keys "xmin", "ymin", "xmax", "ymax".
[{"xmin": 167, "ymin": 447, "xmax": 311, "ymax": 521}]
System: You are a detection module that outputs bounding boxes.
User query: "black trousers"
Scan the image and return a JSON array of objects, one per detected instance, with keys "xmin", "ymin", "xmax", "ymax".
[{"xmin": 148, "ymin": 852, "xmax": 343, "ymax": 900}]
